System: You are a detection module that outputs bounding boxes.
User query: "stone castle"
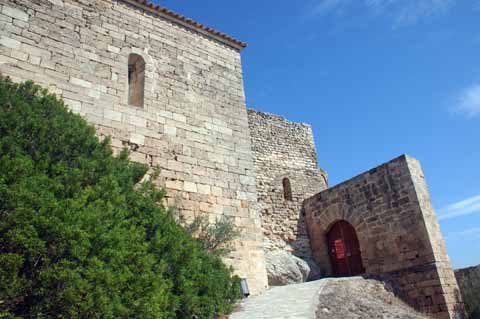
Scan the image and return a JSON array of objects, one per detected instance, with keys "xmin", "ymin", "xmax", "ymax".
[{"xmin": 0, "ymin": 0, "xmax": 464, "ymax": 317}]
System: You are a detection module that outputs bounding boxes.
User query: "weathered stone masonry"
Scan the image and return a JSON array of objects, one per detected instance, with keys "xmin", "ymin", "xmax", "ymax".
[
  {"xmin": 247, "ymin": 109, "xmax": 327, "ymax": 258},
  {"xmin": 304, "ymin": 155, "xmax": 463, "ymax": 319},
  {"xmin": 0, "ymin": 0, "xmax": 267, "ymax": 294},
  {"xmin": 0, "ymin": 0, "xmax": 464, "ymax": 316}
]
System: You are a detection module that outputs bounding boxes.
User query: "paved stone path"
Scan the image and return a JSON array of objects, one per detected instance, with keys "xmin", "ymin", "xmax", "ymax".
[{"xmin": 230, "ymin": 280, "xmax": 327, "ymax": 319}]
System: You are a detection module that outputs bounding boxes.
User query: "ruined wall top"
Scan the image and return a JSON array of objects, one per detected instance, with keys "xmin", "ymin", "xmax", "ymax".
[
  {"xmin": 247, "ymin": 109, "xmax": 326, "ymax": 174},
  {"xmin": 247, "ymin": 108, "xmax": 327, "ymax": 259}
]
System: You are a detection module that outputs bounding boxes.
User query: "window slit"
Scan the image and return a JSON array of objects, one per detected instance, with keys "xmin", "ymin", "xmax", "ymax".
[
  {"xmin": 283, "ymin": 177, "xmax": 293, "ymax": 201},
  {"xmin": 128, "ymin": 53, "xmax": 145, "ymax": 107}
]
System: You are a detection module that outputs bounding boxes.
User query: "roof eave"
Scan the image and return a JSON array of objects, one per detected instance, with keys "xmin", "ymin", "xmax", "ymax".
[{"xmin": 121, "ymin": 0, "xmax": 247, "ymax": 51}]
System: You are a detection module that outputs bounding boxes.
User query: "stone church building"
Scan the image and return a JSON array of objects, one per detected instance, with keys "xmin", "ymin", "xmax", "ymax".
[{"xmin": 0, "ymin": 0, "xmax": 463, "ymax": 317}]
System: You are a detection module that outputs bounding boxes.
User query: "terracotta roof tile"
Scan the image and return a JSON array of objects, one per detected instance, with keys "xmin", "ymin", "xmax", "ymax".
[{"xmin": 124, "ymin": 0, "xmax": 247, "ymax": 50}]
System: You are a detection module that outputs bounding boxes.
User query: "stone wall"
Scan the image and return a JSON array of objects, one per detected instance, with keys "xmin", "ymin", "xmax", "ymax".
[
  {"xmin": 455, "ymin": 265, "xmax": 480, "ymax": 301},
  {"xmin": 455, "ymin": 265, "xmax": 480, "ymax": 318},
  {"xmin": 303, "ymin": 155, "xmax": 463, "ymax": 319},
  {"xmin": 0, "ymin": 0, "xmax": 267, "ymax": 294},
  {"xmin": 247, "ymin": 109, "xmax": 327, "ymax": 258}
]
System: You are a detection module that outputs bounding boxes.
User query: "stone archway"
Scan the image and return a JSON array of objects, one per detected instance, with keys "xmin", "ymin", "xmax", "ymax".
[
  {"xmin": 327, "ymin": 220, "xmax": 365, "ymax": 277},
  {"xmin": 302, "ymin": 200, "xmax": 368, "ymax": 277},
  {"xmin": 302, "ymin": 156, "xmax": 465, "ymax": 318}
]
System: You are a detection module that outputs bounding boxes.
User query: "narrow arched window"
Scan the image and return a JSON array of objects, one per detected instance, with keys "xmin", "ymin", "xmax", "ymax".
[
  {"xmin": 283, "ymin": 177, "xmax": 293, "ymax": 201},
  {"xmin": 128, "ymin": 53, "xmax": 145, "ymax": 107}
]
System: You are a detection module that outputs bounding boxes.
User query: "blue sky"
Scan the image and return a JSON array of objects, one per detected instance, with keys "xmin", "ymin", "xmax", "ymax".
[{"xmin": 160, "ymin": 0, "xmax": 480, "ymax": 268}]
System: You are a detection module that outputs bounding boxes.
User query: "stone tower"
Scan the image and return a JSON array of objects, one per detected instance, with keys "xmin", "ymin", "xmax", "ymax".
[
  {"xmin": 0, "ymin": 0, "xmax": 268, "ymax": 294},
  {"xmin": 247, "ymin": 109, "xmax": 327, "ymax": 258}
]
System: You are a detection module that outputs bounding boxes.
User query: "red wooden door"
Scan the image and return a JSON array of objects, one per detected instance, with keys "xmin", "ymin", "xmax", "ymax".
[{"xmin": 327, "ymin": 220, "xmax": 365, "ymax": 277}]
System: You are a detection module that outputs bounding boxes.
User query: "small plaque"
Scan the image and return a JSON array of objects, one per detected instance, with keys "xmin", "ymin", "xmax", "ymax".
[{"xmin": 335, "ymin": 239, "xmax": 346, "ymax": 259}]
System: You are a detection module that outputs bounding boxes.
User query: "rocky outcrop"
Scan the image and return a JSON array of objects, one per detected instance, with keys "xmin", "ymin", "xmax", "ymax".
[
  {"xmin": 230, "ymin": 277, "xmax": 427, "ymax": 319},
  {"xmin": 265, "ymin": 250, "xmax": 314, "ymax": 286},
  {"xmin": 316, "ymin": 277, "xmax": 427, "ymax": 319}
]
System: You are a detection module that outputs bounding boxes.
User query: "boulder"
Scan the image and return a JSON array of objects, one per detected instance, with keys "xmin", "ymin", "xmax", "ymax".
[{"xmin": 265, "ymin": 250, "xmax": 315, "ymax": 286}]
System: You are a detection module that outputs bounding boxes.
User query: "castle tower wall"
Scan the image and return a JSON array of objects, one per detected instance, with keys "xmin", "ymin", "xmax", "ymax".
[
  {"xmin": 0, "ymin": 0, "xmax": 267, "ymax": 294},
  {"xmin": 247, "ymin": 109, "xmax": 327, "ymax": 258},
  {"xmin": 304, "ymin": 155, "xmax": 464, "ymax": 319}
]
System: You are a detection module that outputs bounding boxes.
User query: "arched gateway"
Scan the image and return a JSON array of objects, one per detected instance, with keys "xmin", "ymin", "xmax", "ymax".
[
  {"xmin": 304, "ymin": 156, "xmax": 464, "ymax": 318},
  {"xmin": 327, "ymin": 220, "xmax": 365, "ymax": 277}
]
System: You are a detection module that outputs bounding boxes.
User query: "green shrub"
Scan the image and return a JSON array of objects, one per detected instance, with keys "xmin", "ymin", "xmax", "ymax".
[
  {"xmin": 183, "ymin": 215, "xmax": 241, "ymax": 257},
  {"xmin": 0, "ymin": 77, "xmax": 241, "ymax": 318}
]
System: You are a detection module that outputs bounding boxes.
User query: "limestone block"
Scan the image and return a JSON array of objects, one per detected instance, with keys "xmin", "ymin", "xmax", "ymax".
[
  {"xmin": 165, "ymin": 180, "xmax": 183, "ymax": 191},
  {"xmin": 163, "ymin": 125, "xmax": 177, "ymax": 136},
  {"xmin": 2, "ymin": 6, "xmax": 29, "ymax": 22},
  {"xmin": 0, "ymin": 55, "xmax": 16, "ymax": 65},
  {"xmin": 197, "ymin": 184, "xmax": 211, "ymax": 195},
  {"xmin": 129, "ymin": 133, "xmax": 145, "ymax": 145},
  {"xmin": 107, "ymin": 45, "xmax": 120, "ymax": 54},
  {"xmin": 0, "ymin": 35, "xmax": 20, "ymax": 49},
  {"xmin": 103, "ymin": 109, "xmax": 122, "ymax": 122},
  {"xmin": 70, "ymin": 77, "xmax": 92, "ymax": 88},
  {"xmin": 183, "ymin": 181, "xmax": 197, "ymax": 193}
]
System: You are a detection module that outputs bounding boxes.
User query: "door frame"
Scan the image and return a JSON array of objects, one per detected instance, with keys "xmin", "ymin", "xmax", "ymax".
[{"xmin": 327, "ymin": 220, "xmax": 365, "ymax": 277}]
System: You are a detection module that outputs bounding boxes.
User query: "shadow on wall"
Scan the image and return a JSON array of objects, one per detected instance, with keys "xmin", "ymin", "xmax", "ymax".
[{"xmin": 296, "ymin": 207, "xmax": 322, "ymax": 281}]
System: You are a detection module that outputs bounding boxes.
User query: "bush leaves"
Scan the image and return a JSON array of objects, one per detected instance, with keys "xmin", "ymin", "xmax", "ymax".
[{"xmin": 0, "ymin": 77, "xmax": 241, "ymax": 319}]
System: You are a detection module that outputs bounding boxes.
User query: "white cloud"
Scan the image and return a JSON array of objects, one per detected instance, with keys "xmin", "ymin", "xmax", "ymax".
[
  {"xmin": 392, "ymin": 0, "xmax": 452, "ymax": 25},
  {"xmin": 437, "ymin": 194, "xmax": 480, "ymax": 220},
  {"xmin": 308, "ymin": 0, "xmax": 454, "ymax": 25},
  {"xmin": 309, "ymin": 0, "xmax": 351, "ymax": 16},
  {"xmin": 454, "ymin": 83, "xmax": 480, "ymax": 118},
  {"xmin": 445, "ymin": 227, "xmax": 480, "ymax": 240}
]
